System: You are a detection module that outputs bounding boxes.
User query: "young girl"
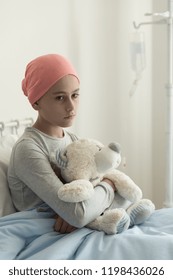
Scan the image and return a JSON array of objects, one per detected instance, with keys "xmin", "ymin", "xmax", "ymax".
[{"xmin": 7, "ymin": 54, "xmax": 127, "ymax": 234}]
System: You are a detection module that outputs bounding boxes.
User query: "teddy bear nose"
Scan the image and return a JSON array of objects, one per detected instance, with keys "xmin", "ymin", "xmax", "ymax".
[{"xmin": 108, "ymin": 143, "xmax": 121, "ymax": 154}]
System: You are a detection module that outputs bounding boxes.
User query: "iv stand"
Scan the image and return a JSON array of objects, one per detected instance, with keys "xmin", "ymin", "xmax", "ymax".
[{"xmin": 133, "ymin": 0, "xmax": 173, "ymax": 207}]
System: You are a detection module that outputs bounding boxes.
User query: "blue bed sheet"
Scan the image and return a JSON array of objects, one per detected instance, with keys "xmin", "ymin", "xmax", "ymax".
[{"xmin": 0, "ymin": 207, "xmax": 173, "ymax": 260}]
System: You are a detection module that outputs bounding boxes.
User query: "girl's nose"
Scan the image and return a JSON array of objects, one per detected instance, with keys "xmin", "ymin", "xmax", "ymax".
[{"xmin": 66, "ymin": 98, "xmax": 74, "ymax": 111}]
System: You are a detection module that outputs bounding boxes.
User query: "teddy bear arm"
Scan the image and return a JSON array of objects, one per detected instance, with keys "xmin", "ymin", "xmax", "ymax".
[
  {"xmin": 103, "ymin": 170, "xmax": 142, "ymax": 202},
  {"xmin": 58, "ymin": 179, "xmax": 94, "ymax": 202}
]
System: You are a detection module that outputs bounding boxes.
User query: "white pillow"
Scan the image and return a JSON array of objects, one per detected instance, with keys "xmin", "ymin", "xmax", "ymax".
[{"xmin": 0, "ymin": 135, "xmax": 18, "ymax": 216}]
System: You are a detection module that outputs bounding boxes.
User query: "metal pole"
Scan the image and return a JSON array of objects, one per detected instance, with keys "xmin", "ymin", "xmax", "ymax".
[{"xmin": 164, "ymin": 0, "xmax": 173, "ymax": 207}]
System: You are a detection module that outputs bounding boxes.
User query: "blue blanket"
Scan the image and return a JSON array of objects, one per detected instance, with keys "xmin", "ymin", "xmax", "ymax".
[{"xmin": 0, "ymin": 207, "xmax": 173, "ymax": 260}]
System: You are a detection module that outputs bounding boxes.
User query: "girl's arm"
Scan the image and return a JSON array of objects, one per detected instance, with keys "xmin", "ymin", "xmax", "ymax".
[{"xmin": 54, "ymin": 178, "xmax": 115, "ymax": 233}]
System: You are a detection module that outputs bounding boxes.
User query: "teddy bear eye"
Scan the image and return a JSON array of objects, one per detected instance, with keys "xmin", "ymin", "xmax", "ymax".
[
  {"xmin": 59, "ymin": 149, "xmax": 67, "ymax": 160},
  {"xmin": 96, "ymin": 145, "xmax": 102, "ymax": 151},
  {"xmin": 63, "ymin": 151, "xmax": 67, "ymax": 157}
]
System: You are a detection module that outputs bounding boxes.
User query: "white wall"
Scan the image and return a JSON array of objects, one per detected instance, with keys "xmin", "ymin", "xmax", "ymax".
[{"xmin": 1, "ymin": 0, "xmax": 162, "ymax": 206}]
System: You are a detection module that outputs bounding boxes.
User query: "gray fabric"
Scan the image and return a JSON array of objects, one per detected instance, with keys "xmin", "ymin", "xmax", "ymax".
[{"xmin": 8, "ymin": 127, "xmax": 114, "ymax": 227}]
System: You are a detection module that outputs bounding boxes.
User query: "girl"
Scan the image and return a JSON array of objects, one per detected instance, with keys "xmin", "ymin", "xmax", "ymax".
[{"xmin": 8, "ymin": 54, "xmax": 127, "ymax": 234}]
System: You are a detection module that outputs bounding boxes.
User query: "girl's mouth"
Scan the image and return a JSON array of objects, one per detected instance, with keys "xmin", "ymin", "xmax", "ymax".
[{"xmin": 64, "ymin": 115, "xmax": 75, "ymax": 119}]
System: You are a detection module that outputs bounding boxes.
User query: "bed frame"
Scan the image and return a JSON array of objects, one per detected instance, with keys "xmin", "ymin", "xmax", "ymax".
[{"xmin": 0, "ymin": 118, "xmax": 33, "ymax": 136}]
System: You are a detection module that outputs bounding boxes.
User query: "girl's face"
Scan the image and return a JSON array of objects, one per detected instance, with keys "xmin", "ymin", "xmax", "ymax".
[{"xmin": 34, "ymin": 75, "xmax": 80, "ymax": 133}]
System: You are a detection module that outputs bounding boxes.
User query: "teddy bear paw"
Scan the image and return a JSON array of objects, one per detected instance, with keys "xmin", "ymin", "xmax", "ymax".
[
  {"xmin": 127, "ymin": 199, "xmax": 155, "ymax": 227},
  {"xmin": 58, "ymin": 180, "xmax": 94, "ymax": 202}
]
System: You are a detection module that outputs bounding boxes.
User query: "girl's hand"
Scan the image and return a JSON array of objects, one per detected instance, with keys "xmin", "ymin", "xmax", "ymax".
[
  {"xmin": 102, "ymin": 178, "xmax": 117, "ymax": 192},
  {"xmin": 54, "ymin": 214, "xmax": 77, "ymax": 233}
]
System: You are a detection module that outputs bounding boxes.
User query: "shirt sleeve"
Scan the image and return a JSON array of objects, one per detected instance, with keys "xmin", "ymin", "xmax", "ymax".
[{"xmin": 11, "ymin": 139, "xmax": 115, "ymax": 228}]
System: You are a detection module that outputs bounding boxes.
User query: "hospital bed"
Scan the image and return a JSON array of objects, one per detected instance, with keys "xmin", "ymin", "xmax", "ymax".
[{"xmin": 0, "ymin": 119, "xmax": 173, "ymax": 260}]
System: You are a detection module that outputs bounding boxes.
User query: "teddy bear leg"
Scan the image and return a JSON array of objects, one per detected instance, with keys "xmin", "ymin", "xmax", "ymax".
[
  {"xmin": 127, "ymin": 199, "xmax": 155, "ymax": 227},
  {"xmin": 87, "ymin": 208, "xmax": 130, "ymax": 235}
]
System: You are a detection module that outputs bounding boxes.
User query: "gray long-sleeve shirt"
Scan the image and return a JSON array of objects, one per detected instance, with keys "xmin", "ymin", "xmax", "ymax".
[{"xmin": 8, "ymin": 127, "xmax": 114, "ymax": 228}]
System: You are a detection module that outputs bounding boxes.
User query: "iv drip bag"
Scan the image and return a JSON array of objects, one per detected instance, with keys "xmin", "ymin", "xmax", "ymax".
[{"xmin": 130, "ymin": 32, "xmax": 146, "ymax": 74}]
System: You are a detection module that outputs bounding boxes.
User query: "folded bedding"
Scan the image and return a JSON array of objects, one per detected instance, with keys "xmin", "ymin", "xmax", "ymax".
[{"xmin": 0, "ymin": 207, "xmax": 173, "ymax": 260}]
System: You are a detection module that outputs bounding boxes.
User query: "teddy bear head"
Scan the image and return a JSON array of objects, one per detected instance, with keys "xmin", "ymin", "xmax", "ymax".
[{"xmin": 55, "ymin": 139, "xmax": 121, "ymax": 185}]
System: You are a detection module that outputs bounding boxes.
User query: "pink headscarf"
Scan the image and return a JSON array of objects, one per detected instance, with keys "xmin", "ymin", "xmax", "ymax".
[{"xmin": 22, "ymin": 54, "xmax": 79, "ymax": 105}]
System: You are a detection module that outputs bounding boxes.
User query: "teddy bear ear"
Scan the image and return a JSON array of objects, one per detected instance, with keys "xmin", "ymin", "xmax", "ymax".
[{"xmin": 55, "ymin": 149, "xmax": 68, "ymax": 168}]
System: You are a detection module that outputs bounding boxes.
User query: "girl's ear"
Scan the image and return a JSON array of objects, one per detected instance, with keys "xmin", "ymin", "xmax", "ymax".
[{"xmin": 32, "ymin": 102, "xmax": 39, "ymax": 111}]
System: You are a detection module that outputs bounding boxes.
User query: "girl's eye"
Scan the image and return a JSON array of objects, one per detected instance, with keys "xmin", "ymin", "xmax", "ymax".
[
  {"xmin": 72, "ymin": 93, "xmax": 79, "ymax": 99},
  {"xmin": 56, "ymin": 96, "xmax": 64, "ymax": 101}
]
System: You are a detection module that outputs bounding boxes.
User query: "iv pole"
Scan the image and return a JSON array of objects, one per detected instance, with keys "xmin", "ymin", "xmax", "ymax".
[
  {"xmin": 165, "ymin": 0, "xmax": 173, "ymax": 207},
  {"xmin": 133, "ymin": 0, "xmax": 173, "ymax": 207}
]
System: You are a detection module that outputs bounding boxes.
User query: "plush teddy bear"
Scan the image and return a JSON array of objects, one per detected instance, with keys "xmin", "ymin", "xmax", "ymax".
[{"xmin": 53, "ymin": 139, "xmax": 155, "ymax": 234}]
